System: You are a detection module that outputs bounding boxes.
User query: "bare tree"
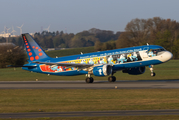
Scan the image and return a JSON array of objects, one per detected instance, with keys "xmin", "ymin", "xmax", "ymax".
[{"xmin": 0, "ymin": 45, "xmax": 26, "ymax": 68}]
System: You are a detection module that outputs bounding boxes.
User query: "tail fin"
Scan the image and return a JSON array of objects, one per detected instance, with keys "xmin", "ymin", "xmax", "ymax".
[{"xmin": 22, "ymin": 33, "xmax": 50, "ymax": 61}]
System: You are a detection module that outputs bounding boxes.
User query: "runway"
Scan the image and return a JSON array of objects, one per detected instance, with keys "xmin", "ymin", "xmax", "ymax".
[
  {"xmin": 0, "ymin": 80, "xmax": 179, "ymax": 89},
  {"xmin": 1, "ymin": 109, "xmax": 179, "ymax": 118}
]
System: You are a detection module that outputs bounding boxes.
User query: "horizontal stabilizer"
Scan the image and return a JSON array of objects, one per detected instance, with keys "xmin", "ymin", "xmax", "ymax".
[{"xmin": 7, "ymin": 65, "xmax": 37, "ymax": 68}]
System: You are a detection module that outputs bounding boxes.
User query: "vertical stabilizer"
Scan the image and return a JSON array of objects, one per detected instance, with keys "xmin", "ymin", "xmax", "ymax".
[{"xmin": 22, "ymin": 33, "xmax": 50, "ymax": 61}]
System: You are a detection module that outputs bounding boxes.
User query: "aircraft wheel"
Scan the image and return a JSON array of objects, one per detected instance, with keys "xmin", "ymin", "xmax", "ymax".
[
  {"xmin": 108, "ymin": 76, "xmax": 116, "ymax": 82},
  {"xmin": 151, "ymin": 72, "xmax": 156, "ymax": 77},
  {"xmin": 86, "ymin": 77, "xmax": 94, "ymax": 83}
]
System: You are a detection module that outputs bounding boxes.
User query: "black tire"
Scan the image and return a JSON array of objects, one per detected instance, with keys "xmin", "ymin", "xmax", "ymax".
[
  {"xmin": 112, "ymin": 76, "xmax": 116, "ymax": 82},
  {"xmin": 108, "ymin": 76, "xmax": 116, "ymax": 82},
  {"xmin": 151, "ymin": 72, "xmax": 156, "ymax": 77},
  {"xmin": 85, "ymin": 77, "xmax": 94, "ymax": 83}
]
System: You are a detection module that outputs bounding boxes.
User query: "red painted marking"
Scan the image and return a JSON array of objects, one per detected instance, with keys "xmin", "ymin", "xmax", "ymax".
[
  {"xmin": 25, "ymin": 41, "xmax": 27, "ymax": 43},
  {"xmin": 39, "ymin": 53, "xmax": 43, "ymax": 56},
  {"xmin": 40, "ymin": 65, "xmax": 68, "ymax": 73},
  {"xmin": 23, "ymin": 36, "xmax": 26, "ymax": 40},
  {"xmin": 30, "ymin": 57, "xmax": 34, "ymax": 61},
  {"xmin": 29, "ymin": 52, "xmax": 32, "ymax": 56},
  {"xmin": 36, "ymin": 47, "xmax": 38, "ymax": 49},
  {"xmin": 44, "ymin": 65, "xmax": 54, "ymax": 72},
  {"xmin": 45, "ymin": 65, "xmax": 50, "ymax": 71},
  {"xmin": 32, "ymin": 46, "xmax": 35, "ymax": 48},
  {"xmin": 38, "ymin": 49, "xmax": 42, "ymax": 52},
  {"xmin": 35, "ymin": 56, "xmax": 39, "ymax": 60},
  {"xmin": 60, "ymin": 66, "xmax": 65, "ymax": 71},
  {"xmin": 27, "ymin": 49, "xmax": 31, "ymax": 52},
  {"xmin": 40, "ymin": 65, "xmax": 57, "ymax": 72},
  {"xmin": 26, "ymin": 43, "xmax": 28, "ymax": 45},
  {"xmin": 27, "ymin": 46, "xmax": 29, "ymax": 48},
  {"xmin": 40, "ymin": 65, "xmax": 46, "ymax": 71}
]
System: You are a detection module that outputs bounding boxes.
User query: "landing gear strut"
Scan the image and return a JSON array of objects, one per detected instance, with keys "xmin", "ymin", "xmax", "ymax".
[
  {"xmin": 149, "ymin": 65, "xmax": 156, "ymax": 77},
  {"xmin": 85, "ymin": 74, "xmax": 94, "ymax": 83}
]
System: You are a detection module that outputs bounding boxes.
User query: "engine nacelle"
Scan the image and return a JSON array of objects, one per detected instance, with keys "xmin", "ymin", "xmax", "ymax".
[
  {"xmin": 93, "ymin": 65, "xmax": 112, "ymax": 76},
  {"xmin": 122, "ymin": 66, "xmax": 145, "ymax": 75}
]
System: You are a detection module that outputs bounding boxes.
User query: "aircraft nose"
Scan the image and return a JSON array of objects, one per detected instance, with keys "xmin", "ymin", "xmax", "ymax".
[{"xmin": 161, "ymin": 51, "xmax": 173, "ymax": 62}]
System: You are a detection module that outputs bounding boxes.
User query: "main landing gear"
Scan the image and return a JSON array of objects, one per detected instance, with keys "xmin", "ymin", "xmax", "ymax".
[
  {"xmin": 108, "ymin": 71, "xmax": 116, "ymax": 82},
  {"xmin": 149, "ymin": 65, "xmax": 156, "ymax": 77},
  {"xmin": 85, "ymin": 77, "xmax": 94, "ymax": 83},
  {"xmin": 85, "ymin": 74, "xmax": 94, "ymax": 83},
  {"xmin": 108, "ymin": 76, "xmax": 116, "ymax": 82},
  {"xmin": 85, "ymin": 73, "xmax": 117, "ymax": 83}
]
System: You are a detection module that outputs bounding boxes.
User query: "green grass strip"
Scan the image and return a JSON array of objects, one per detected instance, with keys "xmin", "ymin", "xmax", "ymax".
[
  {"xmin": 1, "ymin": 115, "xmax": 179, "ymax": 120},
  {"xmin": 0, "ymin": 89, "xmax": 179, "ymax": 113}
]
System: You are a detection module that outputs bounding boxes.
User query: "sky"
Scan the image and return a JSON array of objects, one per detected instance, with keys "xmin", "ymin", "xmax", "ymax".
[{"xmin": 0, "ymin": 0, "xmax": 179, "ymax": 35}]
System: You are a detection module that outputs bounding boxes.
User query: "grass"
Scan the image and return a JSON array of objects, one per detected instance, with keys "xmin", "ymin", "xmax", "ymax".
[
  {"xmin": 1, "ymin": 116, "xmax": 179, "ymax": 120},
  {"xmin": 0, "ymin": 60, "xmax": 179, "ymax": 81},
  {"xmin": 1, "ymin": 89, "xmax": 179, "ymax": 113}
]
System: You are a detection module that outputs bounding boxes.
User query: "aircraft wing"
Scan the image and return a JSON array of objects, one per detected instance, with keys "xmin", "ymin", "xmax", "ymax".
[{"xmin": 33, "ymin": 61, "xmax": 94, "ymax": 68}]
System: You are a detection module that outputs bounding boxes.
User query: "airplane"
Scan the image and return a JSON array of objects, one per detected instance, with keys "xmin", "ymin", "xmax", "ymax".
[{"xmin": 21, "ymin": 33, "xmax": 173, "ymax": 83}]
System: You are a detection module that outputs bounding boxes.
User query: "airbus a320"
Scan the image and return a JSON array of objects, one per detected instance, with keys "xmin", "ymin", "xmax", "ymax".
[{"xmin": 21, "ymin": 33, "xmax": 173, "ymax": 83}]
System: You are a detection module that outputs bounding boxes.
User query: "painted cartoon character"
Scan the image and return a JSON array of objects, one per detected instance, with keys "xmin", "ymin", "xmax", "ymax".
[
  {"xmin": 50, "ymin": 66, "xmax": 65, "ymax": 72},
  {"xmin": 89, "ymin": 58, "xmax": 94, "ymax": 64},
  {"xmin": 99, "ymin": 58, "xmax": 103, "ymax": 64},
  {"xmin": 117, "ymin": 57, "xmax": 120, "ymax": 63},
  {"xmin": 127, "ymin": 53, "xmax": 133, "ymax": 61},
  {"xmin": 153, "ymin": 50, "xmax": 157, "ymax": 56},
  {"xmin": 132, "ymin": 52, "xmax": 138, "ymax": 61},
  {"xmin": 118, "ymin": 54, "xmax": 127, "ymax": 63},
  {"xmin": 100, "ymin": 57, "xmax": 107, "ymax": 64},
  {"xmin": 108, "ymin": 55, "xmax": 114, "ymax": 64},
  {"xmin": 148, "ymin": 49, "xmax": 154, "ymax": 57},
  {"xmin": 50, "ymin": 66, "xmax": 60, "ymax": 71}
]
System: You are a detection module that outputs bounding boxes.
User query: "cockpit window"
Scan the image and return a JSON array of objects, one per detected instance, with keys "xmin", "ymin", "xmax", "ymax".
[
  {"xmin": 157, "ymin": 48, "xmax": 166, "ymax": 52},
  {"xmin": 147, "ymin": 48, "xmax": 166, "ymax": 57}
]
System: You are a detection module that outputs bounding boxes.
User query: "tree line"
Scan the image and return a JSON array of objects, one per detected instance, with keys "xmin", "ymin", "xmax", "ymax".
[
  {"xmin": 0, "ymin": 45, "xmax": 26, "ymax": 68},
  {"xmin": 34, "ymin": 28, "xmax": 121, "ymax": 49},
  {"xmin": 0, "ymin": 28, "xmax": 121, "ymax": 49}
]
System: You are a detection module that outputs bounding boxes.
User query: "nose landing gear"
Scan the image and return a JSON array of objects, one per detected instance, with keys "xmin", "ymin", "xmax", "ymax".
[{"xmin": 149, "ymin": 65, "xmax": 156, "ymax": 77}]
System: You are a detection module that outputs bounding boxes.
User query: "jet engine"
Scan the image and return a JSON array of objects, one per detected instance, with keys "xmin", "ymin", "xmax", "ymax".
[
  {"xmin": 122, "ymin": 66, "xmax": 145, "ymax": 75},
  {"xmin": 93, "ymin": 65, "xmax": 112, "ymax": 76}
]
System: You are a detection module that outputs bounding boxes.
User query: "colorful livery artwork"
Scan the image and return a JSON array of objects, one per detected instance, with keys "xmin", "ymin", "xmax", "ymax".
[{"xmin": 21, "ymin": 33, "xmax": 173, "ymax": 83}]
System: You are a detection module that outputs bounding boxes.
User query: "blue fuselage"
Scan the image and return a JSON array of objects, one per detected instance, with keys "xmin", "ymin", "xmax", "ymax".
[{"xmin": 22, "ymin": 45, "xmax": 170, "ymax": 76}]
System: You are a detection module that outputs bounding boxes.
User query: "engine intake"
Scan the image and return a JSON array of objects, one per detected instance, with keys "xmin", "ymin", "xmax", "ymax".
[
  {"xmin": 93, "ymin": 65, "xmax": 112, "ymax": 76},
  {"xmin": 122, "ymin": 66, "xmax": 145, "ymax": 75}
]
